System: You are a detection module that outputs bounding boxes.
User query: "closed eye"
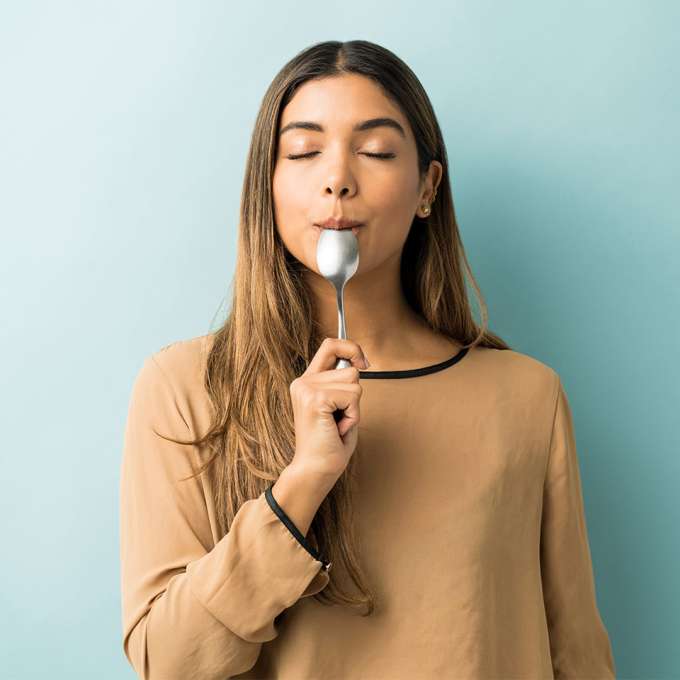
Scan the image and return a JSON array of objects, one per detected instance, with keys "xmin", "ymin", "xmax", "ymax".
[{"xmin": 286, "ymin": 151, "xmax": 396, "ymax": 160}]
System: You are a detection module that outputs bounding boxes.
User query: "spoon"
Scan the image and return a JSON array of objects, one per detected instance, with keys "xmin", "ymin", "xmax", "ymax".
[{"xmin": 315, "ymin": 227, "xmax": 360, "ymax": 421}]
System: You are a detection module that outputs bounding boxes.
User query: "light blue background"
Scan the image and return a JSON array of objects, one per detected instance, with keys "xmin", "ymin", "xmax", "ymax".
[{"xmin": 1, "ymin": 2, "xmax": 678, "ymax": 678}]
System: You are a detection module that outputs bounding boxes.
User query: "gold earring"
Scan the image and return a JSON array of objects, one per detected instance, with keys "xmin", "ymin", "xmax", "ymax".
[{"xmin": 421, "ymin": 190, "xmax": 436, "ymax": 216}]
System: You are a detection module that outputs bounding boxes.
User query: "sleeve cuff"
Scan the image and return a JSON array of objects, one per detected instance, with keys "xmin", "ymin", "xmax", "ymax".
[
  {"xmin": 264, "ymin": 483, "xmax": 332, "ymax": 573},
  {"xmin": 186, "ymin": 491, "xmax": 330, "ymax": 643}
]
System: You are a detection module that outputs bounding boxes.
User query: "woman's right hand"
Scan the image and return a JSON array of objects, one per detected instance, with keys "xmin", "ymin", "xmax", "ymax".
[{"xmin": 288, "ymin": 337, "xmax": 369, "ymax": 480}]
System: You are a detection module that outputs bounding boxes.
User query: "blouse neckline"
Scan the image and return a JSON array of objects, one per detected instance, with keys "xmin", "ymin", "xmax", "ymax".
[{"xmin": 358, "ymin": 345, "xmax": 470, "ymax": 380}]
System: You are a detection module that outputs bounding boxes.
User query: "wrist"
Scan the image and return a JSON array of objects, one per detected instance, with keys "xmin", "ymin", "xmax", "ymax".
[{"xmin": 284, "ymin": 461, "xmax": 339, "ymax": 494}]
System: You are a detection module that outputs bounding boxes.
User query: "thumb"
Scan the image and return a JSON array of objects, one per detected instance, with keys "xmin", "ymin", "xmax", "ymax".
[{"xmin": 340, "ymin": 422, "xmax": 358, "ymax": 446}]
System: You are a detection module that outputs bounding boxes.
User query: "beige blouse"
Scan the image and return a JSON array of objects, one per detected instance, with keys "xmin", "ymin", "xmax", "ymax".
[{"xmin": 119, "ymin": 333, "xmax": 616, "ymax": 679}]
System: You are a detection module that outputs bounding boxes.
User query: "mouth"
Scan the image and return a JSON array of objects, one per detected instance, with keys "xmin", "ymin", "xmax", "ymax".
[
  {"xmin": 313, "ymin": 223, "xmax": 363, "ymax": 237},
  {"xmin": 312, "ymin": 220, "xmax": 364, "ymax": 236}
]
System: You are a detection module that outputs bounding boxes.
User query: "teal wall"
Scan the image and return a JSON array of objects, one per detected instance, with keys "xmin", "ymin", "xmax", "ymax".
[{"xmin": 1, "ymin": 2, "xmax": 678, "ymax": 678}]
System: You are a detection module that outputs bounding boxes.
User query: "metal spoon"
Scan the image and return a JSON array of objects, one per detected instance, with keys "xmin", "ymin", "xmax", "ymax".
[{"xmin": 315, "ymin": 228, "xmax": 360, "ymax": 420}]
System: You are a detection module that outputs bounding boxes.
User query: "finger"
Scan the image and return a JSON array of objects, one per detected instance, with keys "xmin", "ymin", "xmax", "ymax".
[
  {"xmin": 304, "ymin": 338, "xmax": 368, "ymax": 375},
  {"xmin": 306, "ymin": 367, "xmax": 362, "ymax": 384},
  {"xmin": 319, "ymin": 387, "xmax": 360, "ymax": 423}
]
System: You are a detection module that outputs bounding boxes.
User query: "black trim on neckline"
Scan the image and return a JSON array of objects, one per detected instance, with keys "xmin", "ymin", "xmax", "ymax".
[{"xmin": 358, "ymin": 345, "xmax": 470, "ymax": 379}]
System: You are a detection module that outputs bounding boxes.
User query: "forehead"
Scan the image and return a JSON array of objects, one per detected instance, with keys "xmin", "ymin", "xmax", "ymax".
[{"xmin": 278, "ymin": 74, "xmax": 410, "ymax": 138}]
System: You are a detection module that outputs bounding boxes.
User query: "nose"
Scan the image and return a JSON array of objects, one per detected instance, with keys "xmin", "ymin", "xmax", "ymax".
[
  {"xmin": 322, "ymin": 149, "xmax": 357, "ymax": 199},
  {"xmin": 325, "ymin": 184, "xmax": 353, "ymax": 197}
]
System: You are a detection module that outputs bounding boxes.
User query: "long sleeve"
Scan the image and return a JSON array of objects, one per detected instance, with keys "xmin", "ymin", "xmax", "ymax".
[
  {"xmin": 540, "ymin": 376, "xmax": 616, "ymax": 679},
  {"xmin": 119, "ymin": 354, "xmax": 330, "ymax": 680}
]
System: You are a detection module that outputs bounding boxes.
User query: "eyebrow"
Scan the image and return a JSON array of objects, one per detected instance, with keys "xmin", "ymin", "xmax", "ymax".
[{"xmin": 278, "ymin": 117, "xmax": 406, "ymax": 139}]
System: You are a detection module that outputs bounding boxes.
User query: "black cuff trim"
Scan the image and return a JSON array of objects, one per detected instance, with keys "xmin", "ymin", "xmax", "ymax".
[{"xmin": 265, "ymin": 483, "xmax": 332, "ymax": 571}]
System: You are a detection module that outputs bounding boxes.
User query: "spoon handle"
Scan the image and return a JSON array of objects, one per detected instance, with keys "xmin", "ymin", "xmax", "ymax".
[{"xmin": 333, "ymin": 286, "xmax": 351, "ymax": 421}]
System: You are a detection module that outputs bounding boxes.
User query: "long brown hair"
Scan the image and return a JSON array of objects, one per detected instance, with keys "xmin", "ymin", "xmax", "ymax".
[{"xmin": 167, "ymin": 39, "xmax": 509, "ymax": 616}]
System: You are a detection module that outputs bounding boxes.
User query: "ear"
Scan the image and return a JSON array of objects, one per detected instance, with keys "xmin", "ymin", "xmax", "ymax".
[{"xmin": 417, "ymin": 161, "xmax": 443, "ymax": 217}]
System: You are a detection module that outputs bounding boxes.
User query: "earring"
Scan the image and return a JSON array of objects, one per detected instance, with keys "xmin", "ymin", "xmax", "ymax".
[{"xmin": 421, "ymin": 190, "xmax": 436, "ymax": 217}]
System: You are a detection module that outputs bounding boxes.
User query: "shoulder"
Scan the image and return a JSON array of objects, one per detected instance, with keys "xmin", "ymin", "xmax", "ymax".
[
  {"xmin": 463, "ymin": 346, "xmax": 563, "ymax": 447},
  {"xmin": 150, "ymin": 332, "xmax": 216, "ymax": 387},
  {"xmin": 132, "ymin": 332, "xmax": 218, "ymax": 436},
  {"xmin": 467, "ymin": 344, "xmax": 561, "ymax": 406}
]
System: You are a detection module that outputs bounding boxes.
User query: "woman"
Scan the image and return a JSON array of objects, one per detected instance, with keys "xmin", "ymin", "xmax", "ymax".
[{"xmin": 119, "ymin": 40, "xmax": 616, "ymax": 679}]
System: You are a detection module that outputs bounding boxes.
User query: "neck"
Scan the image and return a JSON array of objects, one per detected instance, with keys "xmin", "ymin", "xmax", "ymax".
[{"xmin": 303, "ymin": 254, "xmax": 454, "ymax": 368}]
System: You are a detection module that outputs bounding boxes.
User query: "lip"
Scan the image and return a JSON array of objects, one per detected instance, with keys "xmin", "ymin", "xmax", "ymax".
[
  {"xmin": 313, "ymin": 216, "xmax": 364, "ymax": 238},
  {"xmin": 313, "ymin": 224, "xmax": 363, "ymax": 237},
  {"xmin": 314, "ymin": 217, "xmax": 364, "ymax": 229}
]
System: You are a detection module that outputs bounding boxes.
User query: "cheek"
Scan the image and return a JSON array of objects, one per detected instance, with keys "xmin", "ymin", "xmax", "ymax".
[
  {"xmin": 273, "ymin": 163, "xmax": 306, "ymax": 204},
  {"xmin": 271, "ymin": 167, "xmax": 312, "ymax": 266},
  {"xmin": 272, "ymin": 167, "xmax": 306, "ymax": 240},
  {"xmin": 368, "ymin": 169, "xmax": 419, "ymax": 242},
  {"xmin": 273, "ymin": 165, "xmax": 290, "ymax": 193},
  {"xmin": 369, "ymin": 166, "xmax": 417, "ymax": 214},
  {"xmin": 272, "ymin": 168, "xmax": 292, "ymax": 216},
  {"xmin": 272, "ymin": 162, "xmax": 310, "ymax": 197}
]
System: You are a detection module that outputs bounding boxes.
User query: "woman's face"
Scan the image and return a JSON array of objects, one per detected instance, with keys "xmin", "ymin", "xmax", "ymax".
[{"xmin": 272, "ymin": 73, "xmax": 441, "ymax": 277}]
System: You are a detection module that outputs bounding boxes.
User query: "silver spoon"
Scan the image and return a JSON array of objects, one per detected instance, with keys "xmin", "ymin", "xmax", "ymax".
[{"xmin": 316, "ymin": 228, "xmax": 360, "ymax": 420}]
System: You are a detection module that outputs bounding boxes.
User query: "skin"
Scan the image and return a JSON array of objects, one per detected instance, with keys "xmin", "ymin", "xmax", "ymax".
[{"xmin": 272, "ymin": 73, "xmax": 462, "ymax": 370}]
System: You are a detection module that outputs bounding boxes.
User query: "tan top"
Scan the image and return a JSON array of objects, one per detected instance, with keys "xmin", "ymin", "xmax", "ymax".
[{"xmin": 119, "ymin": 334, "xmax": 616, "ymax": 679}]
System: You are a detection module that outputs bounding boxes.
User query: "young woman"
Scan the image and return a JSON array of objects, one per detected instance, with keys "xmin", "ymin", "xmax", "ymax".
[{"xmin": 119, "ymin": 40, "xmax": 616, "ymax": 679}]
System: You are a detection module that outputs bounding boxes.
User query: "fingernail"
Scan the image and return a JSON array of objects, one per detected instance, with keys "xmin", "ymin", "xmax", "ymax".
[{"xmin": 363, "ymin": 355, "xmax": 371, "ymax": 368}]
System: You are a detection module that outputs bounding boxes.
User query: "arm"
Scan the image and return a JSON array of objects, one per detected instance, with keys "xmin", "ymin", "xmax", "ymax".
[
  {"xmin": 540, "ymin": 375, "xmax": 616, "ymax": 679},
  {"xmin": 119, "ymin": 355, "xmax": 330, "ymax": 680}
]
